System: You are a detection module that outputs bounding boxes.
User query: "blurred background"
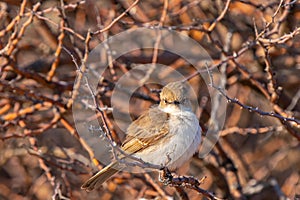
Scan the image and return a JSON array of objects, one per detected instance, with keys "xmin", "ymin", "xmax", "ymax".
[{"xmin": 0, "ymin": 0, "xmax": 299, "ymax": 199}]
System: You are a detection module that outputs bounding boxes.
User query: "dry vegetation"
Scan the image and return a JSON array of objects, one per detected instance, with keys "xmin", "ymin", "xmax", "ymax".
[{"xmin": 0, "ymin": 0, "xmax": 300, "ymax": 200}]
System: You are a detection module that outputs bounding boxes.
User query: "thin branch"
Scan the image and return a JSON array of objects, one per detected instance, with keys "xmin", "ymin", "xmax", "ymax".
[
  {"xmin": 207, "ymin": 0, "xmax": 231, "ymax": 32},
  {"xmin": 92, "ymin": 0, "xmax": 140, "ymax": 35}
]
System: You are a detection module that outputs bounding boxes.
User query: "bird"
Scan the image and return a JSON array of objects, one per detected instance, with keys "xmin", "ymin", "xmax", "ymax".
[{"xmin": 81, "ymin": 81, "xmax": 202, "ymax": 191}]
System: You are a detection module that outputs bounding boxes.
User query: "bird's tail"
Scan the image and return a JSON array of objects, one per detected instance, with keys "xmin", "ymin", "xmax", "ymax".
[{"xmin": 81, "ymin": 161, "xmax": 120, "ymax": 191}]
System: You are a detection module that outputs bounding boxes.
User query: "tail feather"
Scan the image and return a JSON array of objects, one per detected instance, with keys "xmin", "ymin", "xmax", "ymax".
[{"xmin": 81, "ymin": 161, "xmax": 120, "ymax": 191}]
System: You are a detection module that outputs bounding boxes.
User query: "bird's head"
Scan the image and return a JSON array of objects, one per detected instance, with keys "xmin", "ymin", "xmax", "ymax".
[{"xmin": 159, "ymin": 81, "xmax": 192, "ymax": 114}]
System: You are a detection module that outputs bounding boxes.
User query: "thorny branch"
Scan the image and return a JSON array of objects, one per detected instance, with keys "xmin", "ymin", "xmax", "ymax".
[{"xmin": 205, "ymin": 64, "xmax": 300, "ymax": 141}]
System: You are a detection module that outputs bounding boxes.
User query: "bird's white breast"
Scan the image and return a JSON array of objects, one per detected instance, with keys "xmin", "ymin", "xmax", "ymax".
[{"xmin": 135, "ymin": 110, "xmax": 201, "ymax": 170}]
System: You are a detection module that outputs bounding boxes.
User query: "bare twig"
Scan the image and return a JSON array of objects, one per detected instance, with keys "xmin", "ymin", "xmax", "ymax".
[
  {"xmin": 262, "ymin": 48, "xmax": 278, "ymax": 103},
  {"xmin": 46, "ymin": 19, "xmax": 65, "ymax": 81},
  {"xmin": 207, "ymin": 0, "xmax": 231, "ymax": 32},
  {"xmin": 205, "ymin": 63, "xmax": 300, "ymax": 141},
  {"xmin": 161, "ymin": 168, "xmax": 222, "ymax": 200},
  {"xmin": 138, "ymin": 0, "xmax": 168, "ymax": 85},
  {"xmin": 92, "ymin": 0, "xmax": 140, "ymax": 35},
  {"xmin": 220, "ymin": 126, "xmax": 284, "ymax": 136}
]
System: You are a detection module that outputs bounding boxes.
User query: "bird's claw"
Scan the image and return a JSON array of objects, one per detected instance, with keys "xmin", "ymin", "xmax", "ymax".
[{"xmin": 159, "ymin": 167, "xmax": 173, "ymax": 185}]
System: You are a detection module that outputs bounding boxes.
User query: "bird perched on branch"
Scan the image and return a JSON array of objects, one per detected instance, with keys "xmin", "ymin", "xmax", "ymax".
[{"xmin": 81, "ymin": 81, "xmax": 201, "ymax": 191}]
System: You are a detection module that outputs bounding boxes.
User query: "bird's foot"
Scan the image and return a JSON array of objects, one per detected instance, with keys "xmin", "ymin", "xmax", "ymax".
[{"xmin": 159, "ymin": 167, "xmax": 173, "ymax": 185}]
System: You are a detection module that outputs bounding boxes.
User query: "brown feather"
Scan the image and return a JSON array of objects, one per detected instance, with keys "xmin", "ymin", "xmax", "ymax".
[
  {"xmin": 121, "ymin": 106, "xmax": 170, "ymax": 153},
  {"xmin": 81, "ymin": 161, "xmax": 120, "ymax": 192}
]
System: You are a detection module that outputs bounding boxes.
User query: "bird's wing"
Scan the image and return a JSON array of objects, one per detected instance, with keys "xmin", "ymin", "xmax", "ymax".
[{"xmin": 121, "ymin": 107, "xmax": 170, "ymax": 153}]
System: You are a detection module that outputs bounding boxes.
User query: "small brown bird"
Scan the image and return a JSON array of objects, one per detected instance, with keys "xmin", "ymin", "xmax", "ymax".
[{"xmin": 81, "ymin": 81, "xmax": 201, "ymax": 191}]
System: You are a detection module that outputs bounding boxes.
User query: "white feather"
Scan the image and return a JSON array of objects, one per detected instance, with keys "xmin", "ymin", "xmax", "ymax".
[{"xmin": 134, "ymin": 108, "xmax": 201, "ymax": 170}]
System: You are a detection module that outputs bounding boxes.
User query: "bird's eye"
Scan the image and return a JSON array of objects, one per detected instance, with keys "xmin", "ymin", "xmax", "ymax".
[
  {"xmin": 163, "ymin": 99, "xmax": 168, "ymax": 104},
  {"xmin": 174, "ymin": 100, "xmax": 180, "ymax": 105}
]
